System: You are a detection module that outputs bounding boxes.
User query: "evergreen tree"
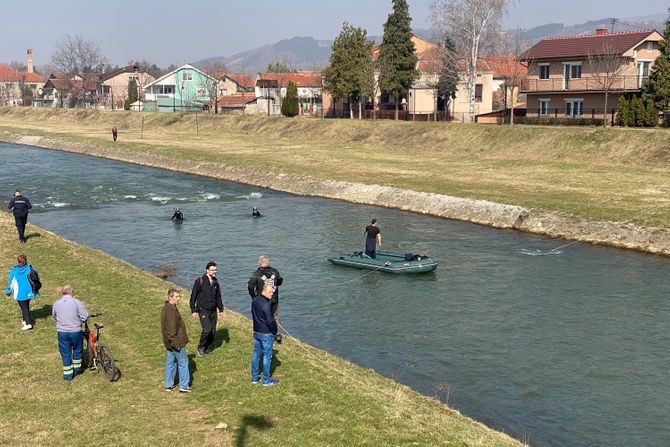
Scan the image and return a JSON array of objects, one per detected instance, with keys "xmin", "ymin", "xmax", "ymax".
[
  {"xmin": 642, "ymin": 8, "xmax": 670, "ymax": 111},
  {"xmin": 267, "ymin": 61, "xmax": 295, "ymax": 73},
  {"xmin": 631, "ymin": 96, "xmax": 646, "ymax": 127},
  {"xmin": 324, "ymin": 22, "xmax": 375, "ymax": 119},
  {"xmin": 128, "ymin": 79, "xmax": 138, "ymax": 104},
  {"xmin": 378, "ymin": 0, "xmax": 419, "ymax": 119},
  {"xmin": 615, "ymin": 95, "xmax": 629, "ymax": 127},
  {"xmin": 646, "ymin": 100, "xmax": 659, "ymax": 127},
  {"xmin": 281, "ymin": 81, "xmax": 299, "ymax": 117},
  {"xmin": 436, "ymin": 33, "xmax": 459, "ymax": 114}
]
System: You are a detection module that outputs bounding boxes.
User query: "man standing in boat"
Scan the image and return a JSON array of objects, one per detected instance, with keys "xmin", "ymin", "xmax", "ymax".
[{"xmin": 364, "ymin": 218, "xmax": 382, "ymax": 258}]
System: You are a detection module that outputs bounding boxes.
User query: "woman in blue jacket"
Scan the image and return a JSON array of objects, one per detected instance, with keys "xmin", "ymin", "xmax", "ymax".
[{"xmin": 5, "ymin": 255, "xmax": 38, "ymax": 330}]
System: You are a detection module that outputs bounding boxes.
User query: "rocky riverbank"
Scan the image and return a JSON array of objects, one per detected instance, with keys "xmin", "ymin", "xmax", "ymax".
[{"xmin": 5, "ymin": 132, "xmax": 670, "ymax": 257}]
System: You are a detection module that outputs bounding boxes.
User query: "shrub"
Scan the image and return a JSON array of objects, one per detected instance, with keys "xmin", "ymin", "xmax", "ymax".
[
  {"xmin": 615, "ymin": 96, "xmax": 630, "ymax": 127},
  {"xmin": 515, "ymin": 117, "xmax": 603, "ymax": 126},
  {"xmin": 281, "ymin": 81, "xmax": 299, "ymax": 117}
]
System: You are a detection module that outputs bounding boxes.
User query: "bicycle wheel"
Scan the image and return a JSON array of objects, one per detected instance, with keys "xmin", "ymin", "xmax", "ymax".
[
  {"xmin": 96, "ymin": 344, "xmax": 117, "ymax": 381},
  {"xmin": 82, "ymin": 336, "xmax": 94, "ymax": 370}
]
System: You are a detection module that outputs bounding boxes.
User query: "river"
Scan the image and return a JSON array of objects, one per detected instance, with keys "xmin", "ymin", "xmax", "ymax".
[{"xmin": 2, "ymin": 142, "xmax": 669, "ymax": 447}]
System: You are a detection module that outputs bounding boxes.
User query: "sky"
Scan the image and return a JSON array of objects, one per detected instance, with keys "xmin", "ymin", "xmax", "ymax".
[{"xmin": 0, "ymin": 0, "xmax": 666, "ymax": 68}]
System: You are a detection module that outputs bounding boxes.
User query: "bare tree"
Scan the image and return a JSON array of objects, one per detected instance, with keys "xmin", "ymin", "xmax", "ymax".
[
  {"xmin": 9, "ymin": 61, "xmax": 27, "ymax": 72},
  {"xmin": 495, "ymin": 28, "xmax": 529, "ymax": 124},
  {"xmin": 51, "ymin": 34, "xmax": 107, "ymax": 74},
  {"xmin": 587, "ymin": 43, "xmax": 627, "ymax": 127},
  {"xmin": 432, "ymin": 0, "xmax": 508, "ymax": 122}
]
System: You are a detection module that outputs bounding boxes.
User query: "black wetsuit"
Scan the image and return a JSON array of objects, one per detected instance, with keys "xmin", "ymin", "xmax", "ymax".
[
  {"xmin": 252, "ymin": 210, "xmax": 261, "ymax": 217},
  {"xmin": 8, "ymin": 195, "xmax": 32, "ymax": 242},
  {"xmin": 171, "ymin": 211, "xmax": 184, "ymax": 221}
]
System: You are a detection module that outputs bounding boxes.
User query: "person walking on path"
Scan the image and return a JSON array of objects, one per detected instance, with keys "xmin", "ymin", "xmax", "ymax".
[
  {"xmin": 7, "ymin": 190, "xmax": 32, "ymax": 243},
  {"xmin": 161, "ymin": 288, "xmax": 191, "ymax": 393},
  {"xmin": 190, "ymin": 262, "xmax": 224, "ymax": 357},
  {"xmin": 5, "ymin": 254, "xmax": 38, "ymax": 330},
  {"xmin": 247, "ymin": 255, "xmax": 283, "ymax": 318},
  {"xmin": 363, "ymin": 218, "xmax": 382, "ymax": 258},
  {"xmin": 251, "ymin": 283, "xmax": 279, "ymax": 386},
  {"xmin": 112, "ymin": 127, "xmax": 118, "ymax": 142},
  {"xmin": 52, "ymin": 285, "xmax": 89, "ymax": 381}
]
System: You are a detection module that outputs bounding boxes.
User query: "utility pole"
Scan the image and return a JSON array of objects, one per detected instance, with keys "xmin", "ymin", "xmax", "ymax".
[{"xmin": 610, "ymin": 18, "xmax": 617, "ymax": 33}]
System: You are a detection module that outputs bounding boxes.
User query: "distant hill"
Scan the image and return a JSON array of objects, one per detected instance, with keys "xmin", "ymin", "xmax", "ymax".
[
  {"xmin": 194, "ymin": 14, "xmax": 665, "ymax": 74},
  {"xmin": 196, "ymin": 36, "xmax": 332, "ymax": 74},
  {"xmin": 521, "ymin": 15, "xmax": 665, "ymax": 42}
]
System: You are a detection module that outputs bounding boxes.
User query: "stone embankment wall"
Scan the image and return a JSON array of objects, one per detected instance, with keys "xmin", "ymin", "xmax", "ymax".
[{"xmin": 9, "ymin": 134, "xmax": 670, "ymax": 256}]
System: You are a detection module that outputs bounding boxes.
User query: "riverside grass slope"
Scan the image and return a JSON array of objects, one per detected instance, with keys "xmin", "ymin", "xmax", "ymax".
[
  {"xmin": 0, "ymin": 214, "xmax": 522, "ymax": 447},
  {"xmin": 1, "ymin": 107, "xmax": 670, "ymax": 228}
]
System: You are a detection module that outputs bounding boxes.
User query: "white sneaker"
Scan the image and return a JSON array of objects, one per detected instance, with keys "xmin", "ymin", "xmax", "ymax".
[{"xmin": 21, "ymin": 323, "xmax": 32, "ymax": 331}]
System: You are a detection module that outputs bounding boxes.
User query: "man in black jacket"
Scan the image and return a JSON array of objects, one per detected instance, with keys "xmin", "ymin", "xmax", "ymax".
[
  {"xmin": 247, "ymin": 255, "xmax": 283, "ymax": 317},
  {"xmin": 190, "ymin": 262, "xmax": 224, "ymax": 357},
  {"xmin": 7, "ymin": 191, "xmax": 32, "ymax": 243}
]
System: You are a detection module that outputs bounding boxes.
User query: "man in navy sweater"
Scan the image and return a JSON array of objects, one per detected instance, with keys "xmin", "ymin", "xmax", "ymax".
[
  {"xmin": 250, "ymin": 283, "xmax": 279, "ymax": 386},
  {"xmin": 7, "ymin": 190, "xmax": 32, "ymax": 243}
]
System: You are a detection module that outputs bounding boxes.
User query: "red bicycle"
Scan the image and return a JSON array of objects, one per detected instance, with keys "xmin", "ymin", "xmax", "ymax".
[{"xmin": 82, "ymin": 313, "xmax": 118, "ymax": 381}]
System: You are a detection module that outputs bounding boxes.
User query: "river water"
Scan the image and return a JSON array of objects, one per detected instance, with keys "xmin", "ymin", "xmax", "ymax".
[{"xmin": 2, "ymin": 142, "xmax": 669, "ymax": 447}]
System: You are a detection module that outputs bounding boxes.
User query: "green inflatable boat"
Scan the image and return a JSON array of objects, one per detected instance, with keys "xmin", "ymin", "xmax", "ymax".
[{"xmin": 327, "ymin": 251, "xmax": 438, "ymax": 274}]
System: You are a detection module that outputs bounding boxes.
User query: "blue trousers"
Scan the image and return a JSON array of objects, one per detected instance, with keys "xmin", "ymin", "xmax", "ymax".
[
  {"xmin": 57, "ymin": 331, "xmax": 83, "ymax": 381},
  {"xmin": 165, "ymin": 347, "xmax": 190, "ymax": 389},
  {"xmin": 251, "ymin": 332, "xmax": 275, "ymax": 384}
]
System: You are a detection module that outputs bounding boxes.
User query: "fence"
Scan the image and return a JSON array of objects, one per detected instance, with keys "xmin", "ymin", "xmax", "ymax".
[{"xmin": 521, "ymin": 75, "xmax": 647, "ymax": 93}]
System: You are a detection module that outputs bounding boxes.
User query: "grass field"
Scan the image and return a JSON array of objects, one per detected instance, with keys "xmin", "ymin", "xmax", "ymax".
[
  {"xmin": 0, "ymin": 213, "xmax": 523, "ymax": 446},
  {"xmin": 1, "ymin": 107, "xmax": 669, "ymax": 228}
]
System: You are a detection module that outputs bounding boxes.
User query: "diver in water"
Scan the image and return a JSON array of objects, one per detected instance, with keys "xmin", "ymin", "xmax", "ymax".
[
  {"xmin": 252, "ymin": 207, "xmax": 261, "ymax": 218},
  {"xmin": 171, "ymin": 208, "xmax": 184, "ymax": 222}
]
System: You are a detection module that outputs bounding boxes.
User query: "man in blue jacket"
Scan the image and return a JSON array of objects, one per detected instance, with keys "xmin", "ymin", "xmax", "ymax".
[
  {"xmin": 250, "ymin": 283, "xmax": 279, "ymax": 386},
  {"xmin": 7, "ymin": 190, "xmax": 32, "ymax": 243},
  {"xmin": 5, "ymin": 254, "xmax": 38, "ymax": 330}
]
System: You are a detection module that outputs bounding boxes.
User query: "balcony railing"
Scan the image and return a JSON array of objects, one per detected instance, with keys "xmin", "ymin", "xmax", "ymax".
[{"xmin": 521, "ymin": 75, "xmax": 648, "ymax": 93}]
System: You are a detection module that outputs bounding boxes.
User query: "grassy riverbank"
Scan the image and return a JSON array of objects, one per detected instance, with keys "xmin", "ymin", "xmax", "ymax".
[
  {"xmin": 1, "ymin": 107, "xmax": 669, "ymax": 228},
  {"xmin": 0, "ymin": 214, "xmax": 522, "ymax": 446}
]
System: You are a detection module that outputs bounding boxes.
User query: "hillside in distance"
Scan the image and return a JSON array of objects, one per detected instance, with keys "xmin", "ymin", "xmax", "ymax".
[{"xmin": 194, "ymin": 13, "xmax": 665, "ymax": 74}]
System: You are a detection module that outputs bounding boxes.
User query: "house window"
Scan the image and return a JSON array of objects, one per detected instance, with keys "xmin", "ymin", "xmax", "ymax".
[
  {"xmin": 539, "ymin": 99, "xmax": 550, "ymax": 116},
  {"xmin": 475, "ymin": 84, "xmax": 483, "ymax": 102},
  {"xmin": 182, "ymin": 72, "xmax": 192, "ymax": 81},
  {"xmin": 29, "ymin": 84, "xmax": 36, "ymax": 89},
  {"xmin": 539, "ymin": 64, "xmax": 550, "ymax": 80},
  {"xmin": 570, "ymin": 64, "xmax": 582, "ymax": 79},
  {"xmin": 647, "ymin": 42, "xmax": 654, "ymax": 51},
  {"xmin": 160, "ymin": 85, "xmax": 174, "ymax": 94},
  {"xmin": 196, "ymin": 85, "xmax": 206, "ymax": 96},
  {"xmin": 129, "ymin": 74, "xmax": 139, "ymax": 81},
  {"xmin": 637, "ymin": 61, "xmax": 651, "ymax": 87},
  {"xmin": 565, "ymin": 100, "xmax": 583, "ymax": 117}
]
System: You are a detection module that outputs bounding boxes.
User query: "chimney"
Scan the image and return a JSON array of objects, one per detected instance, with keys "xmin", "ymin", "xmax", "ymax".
[
  {"xmin": 27, "ymin": 49, "xmax": 33, "ymax": 73},
  {"xmin": 595, "ymin": 28, "xmax": 608, "ymax": 36}
]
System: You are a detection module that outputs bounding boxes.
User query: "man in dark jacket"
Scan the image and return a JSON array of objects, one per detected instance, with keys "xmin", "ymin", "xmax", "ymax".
[
  {"xmin": 190, "ymin": 262, "xmax": 224, "ymax": 357},
  {"xmin": 247, "ymin": 255, "xmax": 283, "ymax": 317},
  {"xmin": 250, "ymin": 283, "xmax": 279, "ymax": 386},
  {"xmin": 7, "ymin": 191, "xmax": 32, "ymax": 243},
  {"xmin": 161, "ymin": 289, "xmax": 191, "ymax": 392}
]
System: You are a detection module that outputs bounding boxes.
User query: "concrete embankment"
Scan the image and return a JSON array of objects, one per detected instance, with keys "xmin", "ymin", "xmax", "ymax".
[{"xmin": 6, "ymin": 133, "xmax": 670, "ymax": 256}]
